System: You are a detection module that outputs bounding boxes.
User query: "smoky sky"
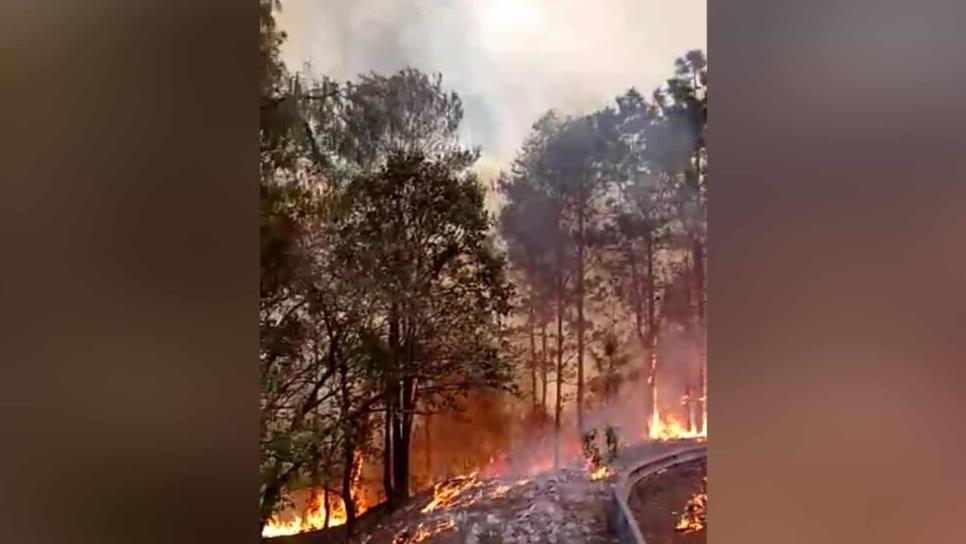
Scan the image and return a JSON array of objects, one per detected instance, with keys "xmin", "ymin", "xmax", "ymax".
[{"xmin": 277, "ymin": 0, "xmax": 706, "ymax": 171}]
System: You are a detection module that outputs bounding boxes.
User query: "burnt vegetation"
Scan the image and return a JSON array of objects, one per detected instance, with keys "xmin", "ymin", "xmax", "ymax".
[{"xmin": 260, "ymin": 1, "xmax": 707, "ymax": 540}]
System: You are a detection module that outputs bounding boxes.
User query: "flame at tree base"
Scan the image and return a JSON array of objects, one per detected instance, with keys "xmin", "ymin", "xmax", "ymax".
[
  {"xmin": 263, "ymin": 391, "xmax": 707, "ymax": 538},
  {"xmin": 421, "ymin": 472, "xmax": 483, "ymax": 514},
  {"xmin": 262, "ymin": 488, "xmax": 364, "ymax": 538},
  {"xmin": 647, "ymin": 399, "xmax": 707, "ymax": 442},
  {"xmin": 588, "ymin": 464, "xmax": 615, "ymax": 481},
  {"xmin": 395, "ymin": 518, "xmax": 456, "ymax": 544}
]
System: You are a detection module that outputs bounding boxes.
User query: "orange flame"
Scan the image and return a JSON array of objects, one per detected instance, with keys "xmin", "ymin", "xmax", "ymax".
[
  {"xmin": 647, "ymin": 395, "xmax": 708, "ymax": 441},
  {"xmin": 421, "ymin": 472, "xmax": 482, "ymax": 514},
  {"xmin": 262, "ymin": 452, "xmax": 369, "ymax": 538},
  {"xmin": 261, "ymin": 489, "xmax": 353, "ymax": 538},
  {"xmin": 391, "ymin": 517, "xmax": 457, "ymax": 544},
  {"xmin": 401, "ymin": 518, "xmax": 457, "ymax": 543},
  {"xmin": 588, "ymin": 464, "xmax": 615, "ymax": 481},
  {"xmin": 675, "ymin": 480, "xmax": 708, "ymax": 534}
]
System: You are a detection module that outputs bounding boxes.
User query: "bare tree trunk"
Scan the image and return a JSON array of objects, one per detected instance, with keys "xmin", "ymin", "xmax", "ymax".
[
  {"xmin": 392, "ymin": 374, "xmax": 415, "ymax": 504},
  {"xmin": 382, "ymin": 406, "xmax": 394, "ymax": 505},
  {"xmin": 698, "ymin": 364, "xmax": 706, "ymax": 433},
  {"xmin": 389, "ymin": 319, "xmax": 417, "ymax": 506},
  {"xmin": 323, "ymin": 485, "xmax": 331, "ymax": 529},
  {"xmin": 383, "ymin": 303, "xmax": 400, "ymax": 507},
  {"xmin": 528, "ymin": 281, "xmax": 538, "ymax": 411},
  {"xmin": 260, "ymin": 476, "xmax": 283, "ymax": 529},
  {"xmin": 683, "ymin": 384, "xmax": 694, "ymax": 433},
  {"xmin": 693, "ymin": 236, "xmax": 707, "ymax": 434},
  {"xmin": 554, "ymin": 272, "xmax": 564, "ymax": 469},
  {"xmin": 335, "ymin": 327, "xmax": 354, "ymax": 538},
  {"xmin": 576, "ymin": 189, "xmax": 586, "ymax": 434},
  {"xmin": 693, "ymin": 238, "xmax": 705, "ymax": 324},
  {"xmin": 627, "ymin": 241, "xmax": 645, "ymax": 345},
  {"xmin": 645, "ymin": 229, "xmax": 659, "ymax": 434},
  {"xmin": 625, "ymin": 238, "xmax": 650, "ymax": 426},
  {"xmin": 341, "ymin": 440, "xmax": 356, "ymax": 540},
  {"xmin": 540, "ymin": 322, "xmax": 549, "ymax": 417},
  {"xmin": 424, "ymin": 413, "xmax": 432, "ymax": 485},
  {"xmin": 645, "ymin": 230, "xmax": 655, "ymax": 350}
]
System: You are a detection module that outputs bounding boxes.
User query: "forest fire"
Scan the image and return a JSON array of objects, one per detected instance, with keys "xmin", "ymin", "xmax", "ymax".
[
  {"xmin": 647, "ymin": 398, "xmax": 708, "ymax": 442},
  {"xmin": 421, "ymin": 473, "xmax": 483, "ymax": 514},
  {"xmin": 397, "ymin": 517, "xmax": 457, "ymax": 543},
  {"xmin": 262, "ymin": 449, "xmax": 374, "ymax": 538},
  {"xmin": 262, "ymin": 397, "xmax": 704, "ymax": 538},
  {"xmin": 259, "ymin": 7, "xmax": 709, "ymax": 540},
  {"xmin": 589, "ymin": 464, "xmax": 615, "ymax": 481},
  {"xmin": 675, "ymin": 483, "xmax": 708, "ymax": 534},
  {"xmin": 261, "ymin": 489, "xmax": 362, "ymax": 538}
]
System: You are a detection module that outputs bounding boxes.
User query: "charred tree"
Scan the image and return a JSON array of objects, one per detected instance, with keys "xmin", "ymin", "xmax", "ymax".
[
  {"xmin": 392, "ymin": 371, "xmax": 416, "ymax": 504},
  {"xmin": 644, "ymin": 227, "xmax": 660, "ymax": 433},
  {"xmin": 575, "ymin": 179, "xmax": 587, "ymax": 434},
  {"xmin": 540, "ymin": 322, "xmax": 549, "ymax": 417},
  {"xmin": 341, "ymin": 440, "xmax": 356, "ymax": 538},
  {"xmin": 424, "ymin": 413, "xmax": 432, "ymax": 484},
  {"xmin": 553, "ymin": 255, "xmax": 565, "ymax": 469},
  {"xmin": 528, "ymin": 280, "xmax": 539, "ymax": 411},
  {"xmin": 382, "ymin": 303, "xmax": 400, "ymax": 507}
]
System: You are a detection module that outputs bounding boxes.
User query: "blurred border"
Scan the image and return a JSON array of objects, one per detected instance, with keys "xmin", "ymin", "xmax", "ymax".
[
  {"xmin": 2, "ymin": 1, "xmax": 258, "ymax": 543},
  {"xmin": 3, "ymin": 0, "xmax": 966, "ymax": 543},
  {"xmin": 710, "ymin": 0, "xmax": 966, "ymax": 541}
]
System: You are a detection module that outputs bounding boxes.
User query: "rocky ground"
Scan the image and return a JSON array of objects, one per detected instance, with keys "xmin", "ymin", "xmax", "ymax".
[
  {"xmin": 271, "ymin": 441, "xmax": 702, "ymax": 544},
  {"xmin": 357, "ymin": 466, "xmax": 617, "ymax": 544},
  {"xmin": 626, "ymin": 457, "xmax": 707, "ymax": 544}
]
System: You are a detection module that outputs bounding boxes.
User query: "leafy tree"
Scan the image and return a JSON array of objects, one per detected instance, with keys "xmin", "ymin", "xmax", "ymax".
[
  {"xmin": 498, "ymin": 50, "xmax": 709, "ymax": 451},
  {"xmin": 539, "ymin": 112, "xmax": 618, "ymax": 434},
  {"xmin": 256, "ymin": 36, "xmax": 709, "ymax": 537},
  {"xmin": 333, "ymin": 150, "xmax": 513, "ymax": 506},
  {"xmin": 651, "ymin": 49, "xmax": 708, "ymax": 422},
  {"xmin": 330, "ymin": 68, "xmax": 468, "ymax": 171}
]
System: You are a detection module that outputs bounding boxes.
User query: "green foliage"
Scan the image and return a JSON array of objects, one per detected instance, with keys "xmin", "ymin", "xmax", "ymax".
[
  {"xmin": 258, "ymin": 21, "xmax": 516, "ymax": 519},
  {"xmin": 337, "ymin": 69, "xmax": 469, "ymax": 167},
  {"xmin": 333, "ymin": 150, "xmax": 514, "ymax": 397},
  {"xmin": 257, "ymin": 38, "xmax": 708, "ymax": 528}
]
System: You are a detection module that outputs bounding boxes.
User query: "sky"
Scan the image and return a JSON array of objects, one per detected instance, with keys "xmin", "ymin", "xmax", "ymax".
[{"xmin": 276, "ymin": 0, "xmax": 706, "ymax": 179}]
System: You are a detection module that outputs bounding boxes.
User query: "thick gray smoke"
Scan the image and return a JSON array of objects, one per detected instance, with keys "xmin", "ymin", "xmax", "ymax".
[{"xmin": 276, "ymin": 0, "xmax": 705, "ymax": 171}]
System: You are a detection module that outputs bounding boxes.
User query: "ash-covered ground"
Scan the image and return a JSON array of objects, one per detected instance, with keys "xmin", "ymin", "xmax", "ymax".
[
  {"xmin": 272, "ymin": 441, "xmax": 701, "ymax": 544},
  {"xmin": 356, "ymin": 441, "xmax": 696, "ymax": 544},
  {"xmin": 359, "ymin": 466, "xmax": 616, "ymax": 544}
]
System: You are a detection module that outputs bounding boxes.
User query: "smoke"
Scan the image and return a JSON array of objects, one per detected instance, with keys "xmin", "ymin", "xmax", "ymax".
[
  {"xmin": 275, "ymin": 0, "xmax": 706, "ymax": 169},
  {"xmin": 272, "ymin": 0, "xmax": 707, "ymax": 487}
]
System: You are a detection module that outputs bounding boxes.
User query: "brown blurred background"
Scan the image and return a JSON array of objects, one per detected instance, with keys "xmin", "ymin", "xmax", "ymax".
[{"xmin": 2, "ymin": 0, "xmax": 966, "ymax": 542}]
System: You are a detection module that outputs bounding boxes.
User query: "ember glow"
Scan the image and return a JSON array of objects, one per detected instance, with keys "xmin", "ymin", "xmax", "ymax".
[
  {"xmin": 261, "ymin": 489, "xmax": 357, "ymax": 538},
  {"xmin": 395, "ymin": 518, "xmax": 457, "ymax": 544},
  {"xmin": 262, "ymin": 453, "xmax": 370, "ymax": 538},
  {"xmin": 675, "ymin": 481, "xmax": 708, "ymax": 534},
  {"xmin": 490, "ymin": 483, "xmax": 512, "ymax": 499},
  {"xmin": 588, "ymin": 464, "xmax": 615, "ymax": 481},
  {"xmin": 647, "ymin": 398, "xmax": 708, "ymax": 441},
  {"xmin": 262, "ymin": 387, "xmax": 706, "ymax": 539},
  {"xmin": 421, "ymin": 472, "xmax": 483, "ymax": 514}
]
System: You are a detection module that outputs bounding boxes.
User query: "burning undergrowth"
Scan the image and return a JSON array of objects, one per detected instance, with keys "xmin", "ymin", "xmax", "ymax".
[
  {"xmin": 365, "ymin": 465, "xmax": 616, "ymax": 544},
  {"xmin": 264, "ymin": 330, "xmax": 706, "ymax": 541},
  {"xmin": 675, "ymin": 477, "xmax": 708, "ymax": 535},
  {"xmin": 629, "ymin": 457, "xmax": 707, "ymax": 544}
]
